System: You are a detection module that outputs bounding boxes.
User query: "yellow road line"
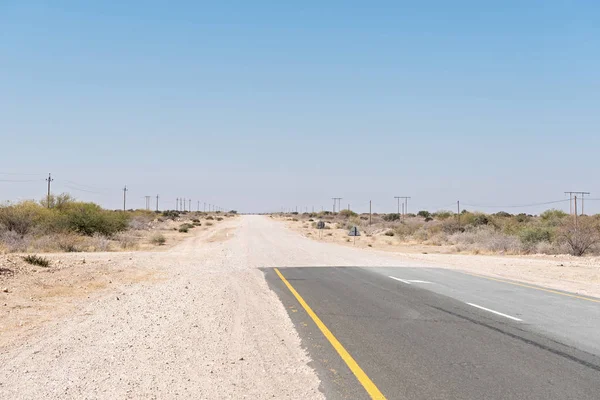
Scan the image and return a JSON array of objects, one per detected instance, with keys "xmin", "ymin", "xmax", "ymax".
[
  {"xmin": 274, "ymin": 268, "xmax": 386, "ymax": 400},
  {"xmin": 461, "ymin": 271, "xmax": 600, "ymax": 303}
]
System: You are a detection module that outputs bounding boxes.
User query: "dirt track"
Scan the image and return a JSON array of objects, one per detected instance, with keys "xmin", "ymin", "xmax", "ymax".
[{"xmin": 1, "ymin": 215, "xmax": 599, "ymax": 399}]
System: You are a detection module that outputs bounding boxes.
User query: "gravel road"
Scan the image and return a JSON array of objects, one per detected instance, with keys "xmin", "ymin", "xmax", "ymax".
[{"xmin": 1, "ymin": 215, "xmax": 596, "ymax": 399}]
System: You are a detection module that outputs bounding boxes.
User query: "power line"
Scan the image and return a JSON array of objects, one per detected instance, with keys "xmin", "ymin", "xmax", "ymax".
[
  {"xmin": 0, "ymin": 178, "xmax": 44, "ymax": 182},
  {"xmin": 461, "ymin": 199, "xmax": 569, "ymax": 208},
  {"xmin": 63, "ymin": 180, "xmax": 110, "ymax": 192},
  {"xmin": 0, "ymin": 172, "xmax": 44, "ymax": 176},
  {"xmin": 564, "ymin": 191, "xmax": 590, "ymax": 215},
  {"xmin": 63, "ymin": 184, "xmax": 104, "ymax": 194}
]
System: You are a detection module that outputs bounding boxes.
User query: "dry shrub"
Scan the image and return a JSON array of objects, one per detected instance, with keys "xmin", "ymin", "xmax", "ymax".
[
  {"xmin": 557, "ymin": 218, "xmax": 600, "ymax": 256},
  {"xmin": 393, "ymin": 221, "xmax": 423, "ymax": 239},
  {"xmin": 0, "ymin": 230, "xmax": 28, "ymax": 252},
  {"xmin": 87, "ymin": 233, "xmax": 112, "ymax": 251},
  {"xmin": 150, "ymin": 233, "xmax": 166, "ymax": 245},
  {"xmin": 427, "ymin": 232, "xmax": 449, "ymax": 246},
  {"xmin": 449, "ymin": 226, "xmax": 521, "ymax": 253},
  {"xmin": 129, "ymin": 217, "xmax": 151, "ymax": 230},
  {"xmin": 22, "ymin": 254, "xmax": 50, "ymax": 267},
  {"xmin": 29, "ymin": 233, "xmax": 112, "ymax": 252},
  {"xmin": 411, "ymin": 227, "xmax": 430, "ymax": 242},
  {"xmin": 114, "ymin": 232, "xmax": 139, "ymax": 250}
]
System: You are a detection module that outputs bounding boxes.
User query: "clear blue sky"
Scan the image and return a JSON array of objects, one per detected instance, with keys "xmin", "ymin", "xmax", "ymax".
[{"xmin": 1, "ymin": 1, "xmax": 599, "ymax": 213}]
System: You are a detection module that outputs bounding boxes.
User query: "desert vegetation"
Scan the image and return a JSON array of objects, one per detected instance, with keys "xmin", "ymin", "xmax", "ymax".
[
  {"xmin": 279, "ymin": 208, "xmax": 600, "ymax": 256},
  {"xmin": 0, "ymin": 194, "xmax": 234, "ymax": 253}
]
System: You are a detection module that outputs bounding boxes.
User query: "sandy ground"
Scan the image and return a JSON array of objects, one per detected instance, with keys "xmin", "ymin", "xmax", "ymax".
[{"xmin": 1, "ymin": 215, "xmax": 599, "ymax": 399}]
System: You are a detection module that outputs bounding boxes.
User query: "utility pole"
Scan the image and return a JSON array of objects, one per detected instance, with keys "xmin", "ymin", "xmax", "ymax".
[
  {"xmin": 145, "ymin": 196, "xmax": 151, "ymax": 210},
  {"xmin": 457, "ymin": 200, "xmax": 461, "ymax": 229},
  {"xmin": 332, "ymin": 198, "xmax": 342, "ymax": 213},
  {"xmin": 45, "ymin": 173, "xmax": 53, "ymax": 208},
  {"xmin": 204, "ymin": 202, "xmax": 206, "ymax": 212},
  {"xmin": 565, "ymin": 192, "xmax": 590, "ymax": 216},
  {"xmin": 574, "ymin": 195, "xmax": 578, "ymax": 228},
  {"xmin": 189, "ymin": 199, "xmax": 192, "ymax": 212},
  {"xmin": 369, "ymin": 200, "xmax": 372, "ymax": 225},
  {"xmin": 156, "ymin": 195, "xmax": 159, "ymax": 212},
  {"xmin": 197, "ymin": 201, "xmax": 200, "ymax": 212},
  {"xmin": 394, "ymin": 196, "xmax": 401, "ymax": 216},
  {"xmin": 123, "ymin": 186, "xmax": 128, "ymax": 211},
  {"xmin": 395, "ymin": 196, "xmax": 411, "ymax": 219}
]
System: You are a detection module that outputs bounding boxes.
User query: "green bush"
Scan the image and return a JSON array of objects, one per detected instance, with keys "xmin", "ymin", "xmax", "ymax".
[
  {"xmin": 519, "ymin": 226, "xmax": 552, "ymax": 247},
  {"xmin": 162, "ymin": 210, "xmax": 180, "ymax": 220},
  {"xmin": 515, "ymin": 213, "xmax": 530, "ymax": 223},
  {"xmin": 471, "ymin": 213, "xmax": 490, "ymax": 227},
  {"xmin": 0, "ymin": 201, "xmax": 50, "ymax": 235},
  {"xmin": 417, "ymin": 211, "xmax": 431, "ymax": 219},
  {"xmin": 40, "ymin": 193, "xmax": 76, "ymax": 210},
  {"xmin": 540, "ymin": 209, "xmax": 568, "ymax": 227},
  {"xmin": 339, "ymin": 209, "xmax": 358, "ymax": 218},
  {"xmin": 57, "ymin": 203, "xmax": 130, "ymax": 236},
  {"xmin": 433, "ymin": 211, "xmax": 453, "ymax": 220},
  {"xmin": 383, "ymin": 213, "xmax": 400, "ymax": 222}
]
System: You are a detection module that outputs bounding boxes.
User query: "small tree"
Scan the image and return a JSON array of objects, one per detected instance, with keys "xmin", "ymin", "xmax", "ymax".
[
  {"xmin": 40, "ymin": 193, "xmax": 75, "ymax": 209},
  {"xmin": 417, "ymin": 210, "xmax": 431, "ymax": 219},
  {"xmin": 558, "ymin": 217, "xmax": 600, "ymax": 256}
]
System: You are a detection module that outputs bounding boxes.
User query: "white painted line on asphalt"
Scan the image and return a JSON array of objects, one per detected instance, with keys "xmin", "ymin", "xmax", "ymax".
[
  {"xmin": 466, "ymin": 303, "xmax": 523, "ymax": 322},
  {"xmin": 389, "ymin": 277, "xmax": 433, "ymax": 285},
  {"xmin": 389, "ymin": 276, "xmax": 412, "ymax": 284}
]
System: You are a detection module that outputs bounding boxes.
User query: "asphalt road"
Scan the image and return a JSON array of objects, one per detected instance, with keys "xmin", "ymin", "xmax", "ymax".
[{"xmin": 264, "ymin": 267, "xmax": 600, "ymax": 400}]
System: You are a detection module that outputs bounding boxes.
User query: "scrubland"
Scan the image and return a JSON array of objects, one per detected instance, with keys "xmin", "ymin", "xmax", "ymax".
[
  {"xmin": 277, "ymin": 208, "xmax": 600, "ymax": 257},
  {"xmin": 0, "ymin": 193, "xmax": 237, "ymax": 254}
]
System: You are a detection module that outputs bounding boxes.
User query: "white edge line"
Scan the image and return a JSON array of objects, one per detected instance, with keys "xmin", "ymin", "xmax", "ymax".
[
  {"xmin": 467, "ymin": 303, "xmax": 523, "ymax": 322},
  {"xmin": 389, "ymin": 276, "xmax": 412, "ymax": 284}
]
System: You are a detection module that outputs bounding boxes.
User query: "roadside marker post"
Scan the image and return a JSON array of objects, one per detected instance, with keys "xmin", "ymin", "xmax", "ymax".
[
  {"xmin": 348, "ymin": 226, "xmax": 360, "ymax": 245},
  {"xmin": 317, "ymin": 220, "xmax": 325, "ymax": 239}
]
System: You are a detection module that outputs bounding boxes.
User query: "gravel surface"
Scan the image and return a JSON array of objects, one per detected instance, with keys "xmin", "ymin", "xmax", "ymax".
[{"xmin": 1, "ymin": 215, "xmax": 598, "ymax": 399}]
